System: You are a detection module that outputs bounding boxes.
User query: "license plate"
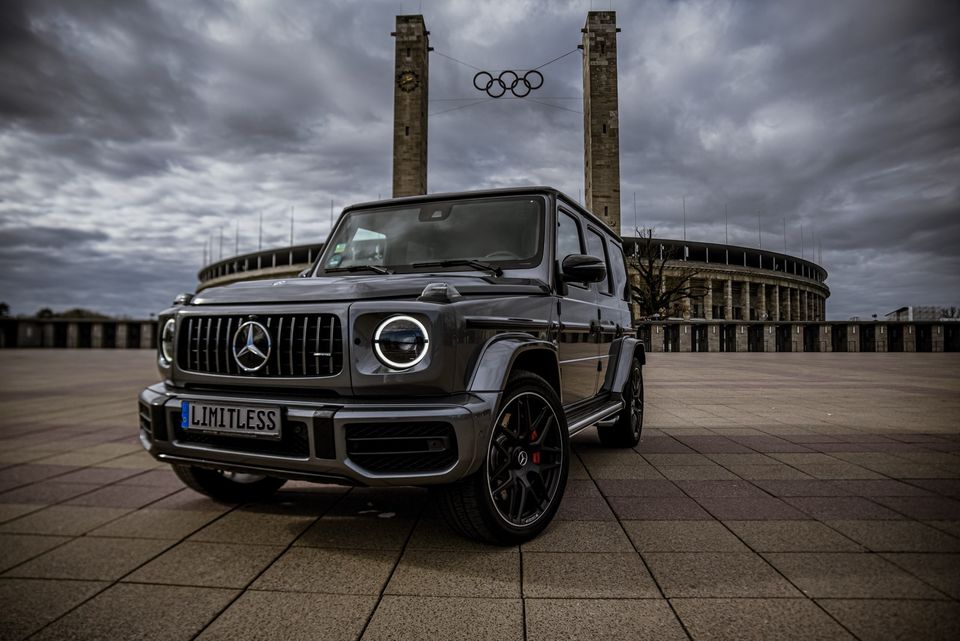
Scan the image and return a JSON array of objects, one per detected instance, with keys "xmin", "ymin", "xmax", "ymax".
[{"xmin": 181, "ymin": 402, "xmax": 282, "ymax": 439}]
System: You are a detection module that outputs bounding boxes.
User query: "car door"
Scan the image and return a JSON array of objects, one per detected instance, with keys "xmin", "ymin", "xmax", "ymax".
[
  {"xmin": 584, "ymin": 227, "xmax": 624, "ymax": 396},
  {"xmin": 555, "ymin": 207, "xmax": 601, "ymax": 406}
]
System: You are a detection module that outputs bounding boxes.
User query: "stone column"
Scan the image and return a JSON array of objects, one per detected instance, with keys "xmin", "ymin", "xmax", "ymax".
[
  {"xmin": 141, "ymin": 323, "xmax": 155, "ymax": 349},
  {"xmin": 783, "ymin": 288, "xmax": 792, "ymax": 322},
  {"xmin": 848, "ymin": 324, "xmax": 860, "ymax": 352},
  {"xmin": 649, "ymin": 324, "xmax": 664, "ymax": 352},
  {"xmin": 582, "ymin": 10, "xmax": 622, "ymax": 230},
  {"xmin": 682, "ymin": 295, "xmax": 691, "ymax": 320},
  {"xmin": 679, "ymin": 324, "xmax": 692, "ymax": 352},
  {"xmin": 772, "ymin": 285, "xmax": 780, "ymax": 321},
  {"xmin": 735, "ymin": 324, "xmax": 748, "ymax": 352},
  {"xmin": 704, "ymin": 279, "xmax": 713, "ymax": 320},
  {"xmin": 763, "ymin": 323, "xmax": 776, "ymax": 352},
  {"xmin": 66, "ymin": 323, "xmax": 79, "ymax": 348},
  {"xmin": 758, "ymin": 283, "xmax": 767, "ymax": 320},
  {"xmin": 116, "ymin": 323, "xmax": 129, "ymax": 349},
  {"xmin": 724, "ymin": 280, "xmax": 733, "ymax": 321},
  {"xmin": 904, "ymin": 325, "xmax": 917, "ymax": 352},
  {"xmin": 91, "ymin": 323, "xmax": 104, "ymax": 348},
  {"xmin": 706, "ymin": 323, "xmax": 719, "ymax": 352},
  {"xmin": 741, "ymin": 279, "xmax": 751, "ymax": 321},
  {"xmin": 392, "ymin": 15, "xmax": 430, "ymax": 197}
]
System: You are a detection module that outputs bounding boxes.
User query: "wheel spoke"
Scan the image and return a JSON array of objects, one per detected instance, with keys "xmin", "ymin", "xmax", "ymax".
[{"xmin": 492, "ymin": 474, "xmax": 514, "ymax": 496}]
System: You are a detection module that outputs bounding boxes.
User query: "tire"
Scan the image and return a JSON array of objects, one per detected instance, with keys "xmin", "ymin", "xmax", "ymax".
[
  {"xmin": 172, "ymin": 464, "xmax": 287, "ymax": 503},
  {"xmin": 597, "ymin": 358, "xmax": 644, "ymax": 448},
  {"xmin": 434, "ymin": 371, "xmax": 569, "ymax": 545}
]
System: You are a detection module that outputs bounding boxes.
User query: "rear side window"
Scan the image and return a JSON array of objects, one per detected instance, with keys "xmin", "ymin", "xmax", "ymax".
[
  {"xmin": 556, "ymin": 210, "xmax": 583, "ymax": 261},
  {"xmin": 585, "ymin": 228, "xmax": 611, "ymax": 295},
  {"xmin": 608, "ymin": 241, "xmax": 628, "ymax": 301}
]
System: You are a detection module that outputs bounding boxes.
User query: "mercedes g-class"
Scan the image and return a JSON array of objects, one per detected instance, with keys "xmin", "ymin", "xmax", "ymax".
[{"xmin": 138, "ymin": 187, "xmax": 644, "ymax": 544}]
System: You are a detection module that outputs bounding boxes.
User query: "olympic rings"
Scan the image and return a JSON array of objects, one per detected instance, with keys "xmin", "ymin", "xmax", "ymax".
[{"xmin": 472, "ymin": 69, "xmax": 544, "ymax": 98}]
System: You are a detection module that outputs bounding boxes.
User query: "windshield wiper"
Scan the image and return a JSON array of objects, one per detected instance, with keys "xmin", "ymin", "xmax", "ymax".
[
  {"xmin": 412, "ymin": 259, "xmax": 504, "ymax": 277},
  {"xmin": 326, "ymin": 264, "xmax": 392, "ymax": 275}
]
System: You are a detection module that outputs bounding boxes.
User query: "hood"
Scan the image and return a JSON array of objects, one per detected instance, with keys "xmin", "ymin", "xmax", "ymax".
[{"xmin": 190, "ymin": 273, "xmax": 551, "ymax": 305}]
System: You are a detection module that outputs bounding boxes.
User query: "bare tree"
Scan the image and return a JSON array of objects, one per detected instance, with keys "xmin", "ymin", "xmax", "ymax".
[{"xmin": 626, "ymin": 228, "xmax": 702, "ymax": 319}]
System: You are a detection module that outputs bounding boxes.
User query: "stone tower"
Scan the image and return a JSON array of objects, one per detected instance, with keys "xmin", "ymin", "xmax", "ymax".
[
  {"xmin": 391, "ymin": 15, "xmax": 430, "ymax": 197},
  {"xmin": 582, "ymin": 11, "xmax": 621, "ymax": 232}
]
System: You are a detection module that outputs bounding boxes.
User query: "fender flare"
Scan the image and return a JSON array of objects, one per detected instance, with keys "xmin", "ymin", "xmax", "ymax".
[
  {"xmin": 599, "ymin": 337, "xmax": 643, "ymax": 397},
  {"xmin": 467, "ymin": 333, "xmax": 560, "ymax": 394}
]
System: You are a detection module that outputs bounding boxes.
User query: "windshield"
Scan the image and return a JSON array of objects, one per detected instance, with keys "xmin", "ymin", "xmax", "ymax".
[{"xmin": 318, "ymin": 196, "xmax": 544, "ymax": 274}]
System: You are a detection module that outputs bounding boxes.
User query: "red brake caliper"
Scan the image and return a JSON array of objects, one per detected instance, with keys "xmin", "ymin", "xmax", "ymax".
[{"xmin": 530, "ymin": 430, "xmax": 540, "ymax": 465}]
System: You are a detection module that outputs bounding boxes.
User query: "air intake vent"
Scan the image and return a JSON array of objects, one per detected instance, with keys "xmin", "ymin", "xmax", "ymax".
[
  {"xmin": 345, "ymin": 422, "xmax": 458, "ymax": 474},
  {"xmin": 177, "ymin": 314, "xmax": 342, "ymax": 378}
]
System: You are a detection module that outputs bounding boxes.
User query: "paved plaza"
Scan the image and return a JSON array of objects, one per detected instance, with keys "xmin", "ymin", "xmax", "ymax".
[{"xmin": 1, "ymin": 351, "xmax": 959, "ymax": 640}]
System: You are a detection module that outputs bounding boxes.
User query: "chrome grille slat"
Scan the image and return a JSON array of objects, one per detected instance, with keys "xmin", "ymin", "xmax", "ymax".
[
  {"xmin": 288, "ymin": 315, "xmax": 296, "ymax": 376},
  {"xmin": 214, "ymin": 318, "xmax": 222, "ymax": 373},
  {"xmin": 314, "ymin": 315, "xmax": 321, "ymax": 376},
  {"xmin": 301, "ymin": 316, "xmax": 308, "ymax": 376},
  {"xmin": 178, "ymin": 313, "xmax": 341, "ymax": 378}
]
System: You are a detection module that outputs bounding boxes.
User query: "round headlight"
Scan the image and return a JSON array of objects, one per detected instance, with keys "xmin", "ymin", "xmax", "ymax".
[
  {"xmin": 373, "ymin": 315, "xmax": 429, "ymax": 370},
  {"xmin": 159, "ymin": 318, "xmax": 176, "ymax": 365}
]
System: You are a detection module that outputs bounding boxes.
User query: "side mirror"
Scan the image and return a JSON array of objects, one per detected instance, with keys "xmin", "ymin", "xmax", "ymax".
[
  {"xmin": 561, "ymin": 254, "xmax": 606, "ymax": 283},
  {"xmin": 297, "ymin": 268, "xmax": 312, "ymax": 278}
]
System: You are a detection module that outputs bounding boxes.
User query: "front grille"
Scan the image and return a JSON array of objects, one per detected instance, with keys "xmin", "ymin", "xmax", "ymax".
[
  {"xmin": 171, "ymin": 409, "xmax": 310, "ymax": 457},
  {"xmin": 178, "ymin": 314, "xmax": 342, "ymax": 377},
  {"xmin": 345, "ymin": 422, "xmax": 458, "ymax": 474}
]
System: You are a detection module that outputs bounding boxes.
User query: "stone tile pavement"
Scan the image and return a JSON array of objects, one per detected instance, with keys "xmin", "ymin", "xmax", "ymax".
[{"xmin": 1, "ymin": 350, "xmax": 959, "ymax": 640}]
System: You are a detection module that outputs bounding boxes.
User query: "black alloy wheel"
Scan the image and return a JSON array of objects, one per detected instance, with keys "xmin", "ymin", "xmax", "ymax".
[
  {"xmin": 434, "ymin": 371, "xmax": 569, "ymax": 544},
  {"xmin": 598, "ymin": 358, "xmax": 644, "ymax": 447},
  {"xmin": 486, "ymin": 390, "xmax": 564, "ymax": 527}
]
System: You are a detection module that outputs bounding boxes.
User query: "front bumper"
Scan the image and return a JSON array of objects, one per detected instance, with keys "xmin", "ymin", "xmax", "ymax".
[{"xmin": 138, "ymin": 383, "xmax": 496, "ymax": 486}]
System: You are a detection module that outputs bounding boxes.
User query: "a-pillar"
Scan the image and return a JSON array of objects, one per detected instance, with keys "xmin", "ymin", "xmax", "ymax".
[{"xmin": 724, "ymin": 280, "xmax": 733, "ymax": 321}]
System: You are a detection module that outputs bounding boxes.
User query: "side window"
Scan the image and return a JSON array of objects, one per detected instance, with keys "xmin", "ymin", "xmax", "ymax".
[
  {"xmin": 556, "ymin": 210, "xmax": 583, "ymax": 262},
  {"xmin": 585, "ymin": 228, "xmax": 611, "ymax": 295},
  {"xmin": 608, "ymin": 241, "xmax": 628, "ymax": 301}
]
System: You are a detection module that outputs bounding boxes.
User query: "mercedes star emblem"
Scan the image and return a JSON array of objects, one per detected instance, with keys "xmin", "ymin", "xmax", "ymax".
[{"xmin": 232, "ymin": 321, "xmax": 272, "ymax": 372}]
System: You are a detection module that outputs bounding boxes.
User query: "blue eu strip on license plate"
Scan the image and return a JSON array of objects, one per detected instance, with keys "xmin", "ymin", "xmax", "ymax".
[{"xmin": 180, "ymin": 401, "xmax": 282, "ymax": 439}]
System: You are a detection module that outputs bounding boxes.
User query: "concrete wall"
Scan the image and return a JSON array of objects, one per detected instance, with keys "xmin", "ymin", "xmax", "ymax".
[{"xmin": 1, "ymin": 319, "xmax": 158, "ymax": 349}]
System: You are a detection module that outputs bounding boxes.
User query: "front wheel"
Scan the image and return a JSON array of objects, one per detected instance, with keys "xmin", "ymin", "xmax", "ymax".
[
  {"xmin": 172, "ymin": 464, "xmax": 287, "ymax": 503},
  {"xmin": 434, "ymin": 371, "xmax": 569, "ymax": 545},
  {"xmin": 597, "ymin": 358, "xmax": 644, "ymax": 448}
]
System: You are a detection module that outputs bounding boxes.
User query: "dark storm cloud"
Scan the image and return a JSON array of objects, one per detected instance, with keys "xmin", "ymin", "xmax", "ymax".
[{"xmin": 0, "ymin": 0, "xmax": 957, "ymax": 319}]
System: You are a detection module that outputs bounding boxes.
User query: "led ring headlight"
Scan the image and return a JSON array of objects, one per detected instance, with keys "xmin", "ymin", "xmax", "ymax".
[
  {"xmin": 159, "ymin": 318, "xmax": 176, "ymax": 365},
  {"xmin": 373, "ymin": 315, "xmax": 429, "ymax": 370}
]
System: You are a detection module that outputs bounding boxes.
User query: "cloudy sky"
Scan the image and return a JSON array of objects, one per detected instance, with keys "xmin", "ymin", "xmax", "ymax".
[{"xmin": 1, "ymin": 0, "xmax": 957, "ymax": 319}]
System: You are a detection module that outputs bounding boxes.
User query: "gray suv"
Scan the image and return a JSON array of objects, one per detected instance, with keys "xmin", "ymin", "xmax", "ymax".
[{"xmin": 139, "ymin": 187, "xmax": 644, "ymax": 544}]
